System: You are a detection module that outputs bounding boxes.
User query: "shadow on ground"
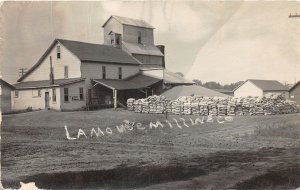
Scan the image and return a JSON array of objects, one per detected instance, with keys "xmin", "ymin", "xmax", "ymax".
[
  {"xmin": 18, "ymin": 165, "xmax": 206, "ymax": 189},
  {"xmin": 3, "ymin": 148, "xmax": 300, "ymax": 189},
  {"xmin": 232, "ymin": 164, "xmax": 300, "ymax": 190}
]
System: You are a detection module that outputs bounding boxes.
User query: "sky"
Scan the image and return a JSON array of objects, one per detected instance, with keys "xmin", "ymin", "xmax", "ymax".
[{"xmin": 0, "ymin": 1, "xmax": 299, "ymax": 85}]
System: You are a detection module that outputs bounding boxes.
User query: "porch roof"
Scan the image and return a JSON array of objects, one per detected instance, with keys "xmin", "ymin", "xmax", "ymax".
[
  {"xmin": 93, "ymin": 74, "xmax": 162, "ymax": 90},
  {"xmin": 14, "ymin": 78, "xmax": 85, "ymax": 89}
]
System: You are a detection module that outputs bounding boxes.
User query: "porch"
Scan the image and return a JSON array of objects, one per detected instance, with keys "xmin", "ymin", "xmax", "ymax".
[{"xmin": 87, "ymin": 74, "xmax": 163, "ymax": 110}]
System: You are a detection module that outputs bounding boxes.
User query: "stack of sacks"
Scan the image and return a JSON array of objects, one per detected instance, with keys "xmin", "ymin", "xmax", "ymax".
[
  {"xmin": 165, "ymin": 99, "xmax": 172, "ymax": 113},
  {"xmin": 227, "ymin": 98, "xmax": 236, "ymax": 116},
  {"xmin": 208, "ymin": 98, "xmax": 218, "ymax": 116},
  {"xmin": 127, "ymin": 94, "xmax": 299, "ymax": 116},
  {"xmin": 217, "ymin": 97, "xmax": 229, "ymax": 116},
  {"xmin": 199, "ymin": 97, "xmax": 209, "ymax": 115},
  {"xmin": 191, "ymin": 101, "xmax": 200, "ymax": 115},
  {"xmin": 134, "ymin": 99, "xmax": 143, "ymax": 113},
  {"xmin": 127, "ymin": 98, "xmax": 135, "ymax": 111},
  {"xmin": 142, "ymin": 100, "xmax": 150, "ymax": 113}
]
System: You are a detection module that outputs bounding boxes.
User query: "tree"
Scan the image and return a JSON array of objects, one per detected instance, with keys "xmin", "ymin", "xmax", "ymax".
[{"xmin": 193, "ymin": 79, "xmax": 202, "ymax": 86}]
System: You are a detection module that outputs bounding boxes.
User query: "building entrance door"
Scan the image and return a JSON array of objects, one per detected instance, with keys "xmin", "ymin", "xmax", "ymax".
[{"xmin": 45, "ymin": 92, "xmax": 50, "ymax": 109}]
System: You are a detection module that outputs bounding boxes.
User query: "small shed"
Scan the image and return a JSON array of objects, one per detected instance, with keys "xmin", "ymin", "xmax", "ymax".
[
  {"xmin": 0, "ymin": 79, "xmax": 14, "ymax": 114},
  {"xmin": 289, "ymin": 81, "xmax": 300, "ymax": 105},
  {"xmin": 234, "ymin": 79, "xmax": 289, "ymax": 98}
]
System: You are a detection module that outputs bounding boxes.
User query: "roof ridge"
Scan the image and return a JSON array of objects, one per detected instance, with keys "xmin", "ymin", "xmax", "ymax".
[{"xmin": 57, "ymin": 38, "xmax": 112, "ymax": 47}]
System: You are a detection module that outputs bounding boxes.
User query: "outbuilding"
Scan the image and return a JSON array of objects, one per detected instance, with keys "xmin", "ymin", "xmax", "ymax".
[
  {"xmin": 0, "ymin": 79, "xmax": 14, "ymax": 114},
  {"xmin": 289, "ymin": 81, "xmax": 300, "ymax": 105},
  {"xmin": 234, "ymin": 79, "xmax": 289, "ymax": 98}
]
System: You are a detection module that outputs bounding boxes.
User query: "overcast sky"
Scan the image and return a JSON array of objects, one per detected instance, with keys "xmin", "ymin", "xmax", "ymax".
[{"xmin": 0, "ymin": 1, "xmax": 300, "ymax": 84}]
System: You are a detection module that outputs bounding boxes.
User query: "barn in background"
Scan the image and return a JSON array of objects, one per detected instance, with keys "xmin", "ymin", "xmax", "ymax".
[{"xmin": 0, "ymin": 79, "xmax": 14, "ymax": 114}]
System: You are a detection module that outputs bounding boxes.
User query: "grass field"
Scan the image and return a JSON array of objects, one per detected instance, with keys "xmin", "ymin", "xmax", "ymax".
[{"xmin": 1, "ymin": 110, "xmax": 300, "ymax": 189}]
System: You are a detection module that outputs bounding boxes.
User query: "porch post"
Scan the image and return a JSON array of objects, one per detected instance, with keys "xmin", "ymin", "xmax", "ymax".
[
  {"xmin": 113, "ymin": 89, "xmax": 117, "ymax": 110},
  {"xmin": 145, "ymin": 88, "xmax": 148, "ymax": 98}
]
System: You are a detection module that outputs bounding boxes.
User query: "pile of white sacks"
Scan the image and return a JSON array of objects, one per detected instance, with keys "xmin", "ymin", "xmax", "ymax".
[{"xmin": 127, "ymin": 94, "xmax": 299, "ymax": 116}]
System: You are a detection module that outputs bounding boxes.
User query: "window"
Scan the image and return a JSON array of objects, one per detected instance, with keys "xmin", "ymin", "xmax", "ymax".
[
  {"xmin": 79, "ymin": 87, "xmax": 84, "ymax": 100},
  {"xmin": 32, "ymin": 89, "xmax": 41, "ymax": 97},
  {"xmin": 111, "ymin": 39, "xmax": 114, "ymax": 45},
  {"xmin": 64, "ymin": 88, "xmax": 69, "ymax": 102},
  {"xmin": 57, "ymin": 46, "xmax": 61, "ymax": 59},
  {"xmin": 115, "ymin": 34, "xmax": 120, "ymax": 45},
  {"xmin": 14, "ymin": 90, "xmax": 19, "ymax": 98},
  {"xmin": 102, "ymin": 66, "xmax": 106, "ymax": 79},
  {"xmin": 118, "ymin": 67, "xmax": 122, "ymax": 79},
  {"xmin": 64, "ymin": 66, "xmax": 68, "ymax": 78},
  {"xmin": 52, "ymin": 89, "xmax": 56, "ymax": 102},
  {"xmin": 138, "ymin": 31, "xmax": 142, "ymax": 43}
]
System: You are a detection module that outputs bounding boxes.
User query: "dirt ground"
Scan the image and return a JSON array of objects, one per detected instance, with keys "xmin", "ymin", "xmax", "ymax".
[{"xmin": 1, "ymin": 110, "xmax": 300, "ymax": 189}]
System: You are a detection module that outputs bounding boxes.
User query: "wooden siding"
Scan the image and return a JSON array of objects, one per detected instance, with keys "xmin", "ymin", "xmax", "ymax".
[
  {"xmin": 290, "ymin": 85, "xmax": 300, "ymax": 105},
  {"xmin": 234, "ymin": 81, "xmax": 263, "ymax": 97},
  {"xmin": 81, "ymin": 62, "xmax": 140, "ymax": 88},
  {"xmin": 24, "ymin": 41, "xmax": 81, "ymax": 81},
  {"xmin": 0, "ymin": 84, "xmax": 13, "ymax": 113},
  {"xmin": 60, "ymin": 81, "xmax": 86, "ymax": 111},
  {"xmin": 13, "ymin": 87, "xmax": 61, "ymax": 111},
  {"xmin": 123, "ymin": 25, "xmax": 154, "ymax": 45},
  {"xmin": 103, "ymin": 17, "xmax": 123, "ymax": 45},
  {"xmin": 133, "ymin": 54, "xmax": 163, "ymax": 65}
]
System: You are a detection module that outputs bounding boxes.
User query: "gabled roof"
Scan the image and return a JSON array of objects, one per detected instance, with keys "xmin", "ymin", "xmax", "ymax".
[
  {"xmin": 122, "ymin": 41, "xmax": 164, "ymax": 56},
  {"xmin": 58, "ymin": 39, "xmax": 140, "ymax": 65},
  {"xmin": 93, "ymin": 73, "xmax": 162, "ymax": 90},
  {"xmin": 234, "ymin": 79, "xmax": 288, "ymax": 92},
  {"xmin": 0, "ymin": 79, "xmax": 15, "ymax": 89},
  {"xmin": 162, "ymin": 85, "xmax": 229, "ymax": 100},
  {"xmin": 14, "ymin": 78, "xmax": 84, "ymax": 90},
  {"xmin": 289, "ymin": 81, "xmax": 300, "ymax": 92},
  {"xmin": 102, "ymin": 15, "xmax": 154, "ymax": 29},
  {"xmin": 18, "ymin": 39, "xmax": 140, "ymax": 82},
  {"xmin": 164, "ymin": 70, "xmax": 195, "ymax": 85}
]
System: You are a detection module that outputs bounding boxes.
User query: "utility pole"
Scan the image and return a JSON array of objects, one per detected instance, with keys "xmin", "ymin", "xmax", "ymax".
[
  {"xmin": 19, "ymin": 68, "xmax": 27, "ymax": 77},
  {"xmin": 289, "ymin": 13, "xmax": 299, "ymax": 84}
]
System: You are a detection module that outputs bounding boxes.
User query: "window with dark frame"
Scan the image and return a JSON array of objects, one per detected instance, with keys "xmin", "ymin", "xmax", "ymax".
[
  {"xmin": 118, "ymin": 67, "xmax": 122, "ymax": 79},
  {"xmin": 138, "ymin": 31, "xmax": 142, "ymax": 43},
  {"xmin": 64, "ymin": 66, "xmax": 68, "ymax": 79},
  {"xmin": 52, "ymin": 89, "xmax": 56, "ymax": 102},
  {"xmin": 57, "ymin": 46, "xmax": 61, "ymax": 59},
  {"xmin": 115, "ymin": 34, "xmax": 120, "ymax": 45},
  {"xmin": 14, "ymin": 91, "xmax": 19, "ymax": 98},
  {"xmin": 102, "ymin": 66, "xmax": 106, "ymax": 79},
  {"xmin": 79, "ymin": 87, "xmax": 84, "ymax": 100},
  {"xmin": 64, "ymin": 88, "xmax": 69, "ymax": 102}
]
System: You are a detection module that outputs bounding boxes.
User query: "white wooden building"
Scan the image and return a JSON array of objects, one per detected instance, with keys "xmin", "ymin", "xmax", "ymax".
[
  {"xmin": 234, "ymin": 79, "xmax": 289, "ymax": 98},
  {"xmin": 12, "ymin": 15, "xmax": 192, "ymax": 111},
  {"xmin": 289, "ymin": 81, "xmax": 300, "ymax": 105},
  {"xmin": 0, "ymin": 79, "xmax": 14, "ymax": 114}
]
